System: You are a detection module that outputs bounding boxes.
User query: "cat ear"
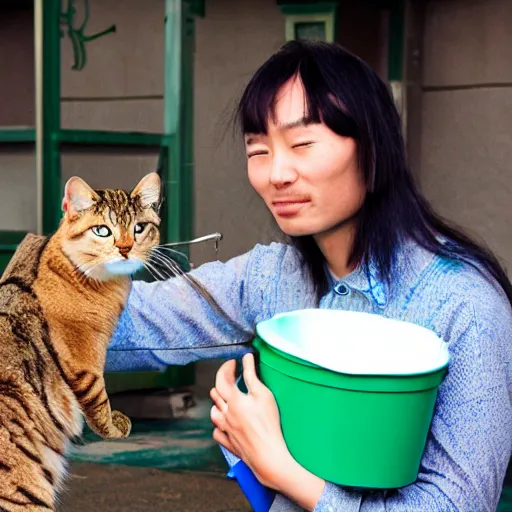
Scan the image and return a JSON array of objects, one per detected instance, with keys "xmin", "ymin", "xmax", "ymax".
[
  {"xmin": 130, "ymin": 172, "xmax": 162, "ymax": 210},
  {"xmin": 62, "ymin": 177, "xmax": 100, "ymax": 218}
]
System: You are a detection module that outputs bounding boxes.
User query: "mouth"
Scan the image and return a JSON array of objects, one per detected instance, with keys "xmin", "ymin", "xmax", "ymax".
[{"xmin": 272, "ymin": 199, "xmax": 311, "ymax": 217}]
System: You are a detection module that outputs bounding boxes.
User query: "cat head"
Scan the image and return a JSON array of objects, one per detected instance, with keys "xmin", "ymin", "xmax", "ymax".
[{"xmin": 60, "ymin": 173, "xmax": 162, "ymax": 281}]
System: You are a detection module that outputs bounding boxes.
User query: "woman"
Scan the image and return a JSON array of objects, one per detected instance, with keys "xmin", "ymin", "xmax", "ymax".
[{"xmin": 107, "ymin": 40, "xmax": 512, "ymax": 511}]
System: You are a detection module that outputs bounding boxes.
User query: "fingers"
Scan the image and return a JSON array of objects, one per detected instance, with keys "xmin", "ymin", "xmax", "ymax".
[
  {"xmin": 210, "ymin": 403, "xmax": 229, "ymax": 432},
  {"xmin": 215, "ymin": 359, "xmax": 237, "ymax": 401},
  {"xmin": 210, "ymin": 386, "xmax": 228, "ymax": 414},
  {"xmin": 242, "ymin": 353, "xmax": 262, "ymax": 394},
  {"xmin": 212, "ymin": 427, "xmax": 239, "ymax": 456}
]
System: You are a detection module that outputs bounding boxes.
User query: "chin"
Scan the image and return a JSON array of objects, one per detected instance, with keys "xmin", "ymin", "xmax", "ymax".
[{"xmin": 278, "ymin": 221, "xmax": 319, "ymax": 238}]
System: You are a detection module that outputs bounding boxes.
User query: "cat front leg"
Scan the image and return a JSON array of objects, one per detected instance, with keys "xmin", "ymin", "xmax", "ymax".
[{"xmin": 71, "ymin": 371, "xmax": 131, "ymax": 439}]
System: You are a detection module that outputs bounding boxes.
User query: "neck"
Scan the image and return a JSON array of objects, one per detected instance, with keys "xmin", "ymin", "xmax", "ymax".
[
  {"xmin": 34, "ymin": 228, "xmax": 131, "ymax": 346},
  {"xmin": 313, "ymin": 220, "xmax": 357, "ymax": 279},
  {"xmin": 42, "ymin": 231, "xmax": 91, "ymax": 289}
]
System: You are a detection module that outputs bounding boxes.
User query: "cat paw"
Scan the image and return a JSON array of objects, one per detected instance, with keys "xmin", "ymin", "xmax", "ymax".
[{"xmin": 111, "ymin": 410, "xmax": 132, "ymax": 438}]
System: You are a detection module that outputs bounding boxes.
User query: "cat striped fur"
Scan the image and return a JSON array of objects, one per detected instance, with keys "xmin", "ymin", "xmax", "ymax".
[{"xmin": 0, "ymin": 173, "xmax": 161, "ymax": 510}]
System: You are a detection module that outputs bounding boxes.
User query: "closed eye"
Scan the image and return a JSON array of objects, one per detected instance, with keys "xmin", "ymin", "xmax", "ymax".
[
  {"xmin": 292, "ymin": 141, "xmax": 314, "ymax": 149},
  {"xmin": 247, "ymin": 150, "xmax": 268, "ymax": 158}
]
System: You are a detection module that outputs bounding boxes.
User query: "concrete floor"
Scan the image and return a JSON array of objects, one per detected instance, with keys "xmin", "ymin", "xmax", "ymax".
[
  {"xmin": 61, "ymin": 389, "xmax": 512, "ymax": 512},
  {"xmin": 61, "ymin": 393, "xmax": 253, "ymax": 511},
  {"xmin": 60, "ymin": 462, "xmax": 512, "ymax": 512},
  {"xmin": 60, "ymin": 463, "xmax": 251, "ymax": 512}
]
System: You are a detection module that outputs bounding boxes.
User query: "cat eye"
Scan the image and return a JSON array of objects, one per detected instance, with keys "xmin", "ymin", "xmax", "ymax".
[
  {"xmin": 134, "ymin": 223, "xmax": 147, "ymax": 235},
  {"xmin": 91, "ymin": 225, "xmax": 112, "ymax": 238}
]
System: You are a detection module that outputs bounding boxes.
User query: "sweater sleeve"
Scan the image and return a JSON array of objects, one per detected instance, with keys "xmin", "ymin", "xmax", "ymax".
[{"xmin": 105, "ymin": 243, "xmax": 287, "ymax": 371}]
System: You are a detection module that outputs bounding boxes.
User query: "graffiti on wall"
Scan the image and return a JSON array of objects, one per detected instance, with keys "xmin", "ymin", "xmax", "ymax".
[{"xmin": 60, "ymin": 0, "xmax": 116, "ymax": 70}]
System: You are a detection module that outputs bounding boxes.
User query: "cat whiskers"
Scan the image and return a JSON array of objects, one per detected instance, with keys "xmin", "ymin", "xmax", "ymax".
[
  {"xmin": 147, "ymin": 250, "xmax": 187, "ymax": 280},
  {"xmin": 147, "ymin": 248, "xmax": 253, "ymax": 336},
  {"xmin": 141, "ymin": 259, "xmax": 171, "ymax": 282},
  {"xmin": 153, "ymin": 245, "xmax": 191, "ymax": 263}
]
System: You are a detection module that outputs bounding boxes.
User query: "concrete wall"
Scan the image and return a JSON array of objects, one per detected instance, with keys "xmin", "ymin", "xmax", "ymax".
[
  {"xmin": 191, "ymin": 0, "xmax": 284, "ymax": 267},
  {"xmin": 191, "ymin": 0, "xmax": 287, "ymax": 393},
  {"xmin": 0, "ymin": 148, "xmax": 36, "ymax": 231},
  {"xmin": 60, "ymin": 0, "xmax": 164, "ymax": 191},
  {"xmin": 0, "ymin": 7, "xmax": 36, "ymax": 232},
  {"xmin": 0, "ymin": 7, "xmax": 34, "ymax": 127},
  {"xmin": 0, "ymin": 1, "xmax": 163, "ymax": 232},
  {"xmin": 420, "ymin": 0, "xmax": 512, "ymax": 271}
]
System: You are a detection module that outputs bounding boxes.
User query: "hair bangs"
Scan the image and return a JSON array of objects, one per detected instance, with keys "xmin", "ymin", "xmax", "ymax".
[
  {"xmin": 236, "ymin": 50, "xmax": 301, "ymax": 135},
  {"xmin": 297, "ymin": 55, "xmax": 360, "ymax": 140},
  {"xmin": 236, "ymin": 41, "xmax": 359, "ymax": 140}
]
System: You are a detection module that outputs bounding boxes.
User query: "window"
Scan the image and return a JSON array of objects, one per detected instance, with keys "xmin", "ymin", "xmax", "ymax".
[{"xmin": 278, "ymin": 2, "xmax": 338, "ymax": 43}]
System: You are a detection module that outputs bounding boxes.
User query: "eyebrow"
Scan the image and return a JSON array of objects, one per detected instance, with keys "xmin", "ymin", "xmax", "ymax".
[
  {"xmin": 277, "ymin": 116, "xmax": 314, "ymax": 130},
  {"xmin": 245, "ymin": 117, "xmax": 315, "ymax": 145}
]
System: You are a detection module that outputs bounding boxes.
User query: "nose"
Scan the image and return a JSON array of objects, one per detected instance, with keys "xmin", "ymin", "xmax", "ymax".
[
  {"xmin": 116, "ymin": 243, "xmax": 133, "ymax": 258},
  {"xmin": 269, "ymin": 154, "xmax": 298, "ymax": 188}
]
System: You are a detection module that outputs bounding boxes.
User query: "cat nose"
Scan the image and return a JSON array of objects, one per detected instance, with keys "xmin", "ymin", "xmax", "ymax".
[{"xmin": 117, "ymin": 244, "xmax": 132, "ymax": 258}]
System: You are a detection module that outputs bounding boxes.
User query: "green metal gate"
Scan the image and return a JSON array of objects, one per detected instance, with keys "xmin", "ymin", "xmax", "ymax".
[{"xmin": 0, "ymin": 0, "xmax": 204, "ymax": 390}]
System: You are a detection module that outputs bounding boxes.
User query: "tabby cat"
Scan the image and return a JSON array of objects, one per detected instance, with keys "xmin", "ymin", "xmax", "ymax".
[{"xmin": 0, "ymin": 172, "xmax": 162, "ymax": 510}]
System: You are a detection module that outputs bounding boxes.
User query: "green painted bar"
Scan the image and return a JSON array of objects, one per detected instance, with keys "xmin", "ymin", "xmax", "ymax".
[
  {"xmin": 387, "ymin": 0, "xmax": 405, "ymax": 81},
  {"xmin": 0, "ymin": 231, "xmax": 29, "ymax": 275},
  {"xmin": 0, "ymin": 128, "xmax": 36, "ymax": 143},
  {"xmin": 163, "ymin": 0, "xmax": 184, "ymax": 248},
  {"xmin": 180, "ymin": 2, "xmax": 196, "ymax": 243},
  {"xmin": 56, "ymin": 129, "xmax": 170, "ymax": 148},
  {"xmin": 277, "ymin": 1, "xmax": 339, "ymax": 15},
  {"xmin": 41, "ymin": 0, "xmax": 63, "ymax": 235}
]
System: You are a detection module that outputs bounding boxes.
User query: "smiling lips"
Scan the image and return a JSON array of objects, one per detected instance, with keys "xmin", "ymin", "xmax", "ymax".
[{"xmin": 272, "ymin": 198, "xmax": 311, "ymax": 216}]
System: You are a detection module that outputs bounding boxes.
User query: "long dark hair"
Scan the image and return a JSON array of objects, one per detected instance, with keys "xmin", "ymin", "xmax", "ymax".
[{"xmin": 236, "ymin": 40, "xmax": 512, "ymax": 306}]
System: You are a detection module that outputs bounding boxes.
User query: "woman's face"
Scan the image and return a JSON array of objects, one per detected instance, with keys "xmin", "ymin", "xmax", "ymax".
[{"xmin": 246, "ymin": 77, "xmax": 366, "ymax": 238}]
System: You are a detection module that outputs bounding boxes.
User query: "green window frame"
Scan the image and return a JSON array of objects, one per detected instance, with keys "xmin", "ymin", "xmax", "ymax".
[{"xmin": 278, "ymin": 2, "xmax": 339, "ymax": 43}]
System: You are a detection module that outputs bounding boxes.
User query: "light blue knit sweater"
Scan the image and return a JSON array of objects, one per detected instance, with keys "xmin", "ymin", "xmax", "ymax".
[{"xmin": 107, "ymin": 240, "xmax": 512, "ymax": 511}]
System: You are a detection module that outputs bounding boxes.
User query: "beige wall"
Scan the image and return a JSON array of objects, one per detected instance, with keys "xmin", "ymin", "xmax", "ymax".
[
  {"xmin": 61, "ymin": 0, "xmax": 164, "ymax": 132},
  {"xmin": 60, "ymin": 0, "xmax": 164, "ymax": 191},
  {"xmin": 191, "ymin": 0, "xmax": 284, "ymax": 266},
  {"xmin": 420, "ymin": 0, "xmax": 512, "ymax": 271},
  {"xmin": 0, "ymin": 2, "xmax": 162, "ymax": 232},
  {"xmin": 1, "ymin": 0, "xmax": 508, "ymax": 271},
  {"xmin": 0, "ymin": 7, "xmax": 34, "ymax": 127},
  {"xmin": 0, "ymin": 148, "xmax": 37, "ymax": 231},
  {"xmin": 0, "ymin": 8, "xmax": 36, "ymax": 232},
  {"xmin": 191, "ymin": 0, "xmax": 287, "ymax": 392}
]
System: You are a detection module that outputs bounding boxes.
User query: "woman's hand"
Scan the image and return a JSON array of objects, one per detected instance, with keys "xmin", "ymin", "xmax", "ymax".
[
  {"xmin": 209, "ymin": 353, "xmax": 291, "ymax": 488},
  {"xmin": 210, "ymin": 353, "xmax": 325, "ymax": 510}
]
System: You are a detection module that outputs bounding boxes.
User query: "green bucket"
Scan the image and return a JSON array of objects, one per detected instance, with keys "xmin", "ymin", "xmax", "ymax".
[{"xmin": 253, "ymin": 309, "xmax": 449, "ymax": 489}]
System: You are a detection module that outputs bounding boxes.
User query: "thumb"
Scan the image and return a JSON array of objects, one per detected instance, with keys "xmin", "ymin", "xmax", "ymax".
[{"xmin": 242, "ymin": 353, "xmax": 263, "ymax": 394}]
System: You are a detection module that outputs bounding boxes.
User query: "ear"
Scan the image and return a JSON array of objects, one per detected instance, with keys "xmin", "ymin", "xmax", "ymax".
[
  {"xmin": 62, "ymin": 177, "xmax": 100, "ymax": 219},
  {"xmin": 130, "ymin": 172, "xmax": 162, "ymax": 210}
]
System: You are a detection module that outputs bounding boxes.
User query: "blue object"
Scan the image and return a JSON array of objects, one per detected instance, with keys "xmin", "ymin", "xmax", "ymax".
[
  {"xmin": 221, "ymin": 373, "xmax": 276, "ymax": 511},
  {"xmin": 104, "ymin": 258, "xmax": 143, "ymax": 275},
  {"xmin": 227, "ymin": 459, "xmax": 276, "ymax": 512}
]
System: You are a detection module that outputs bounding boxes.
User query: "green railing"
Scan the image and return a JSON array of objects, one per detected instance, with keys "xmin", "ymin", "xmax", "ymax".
[{"xmin": 0, "ymin": 0, "xmax": 204, "ymax": 391}]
